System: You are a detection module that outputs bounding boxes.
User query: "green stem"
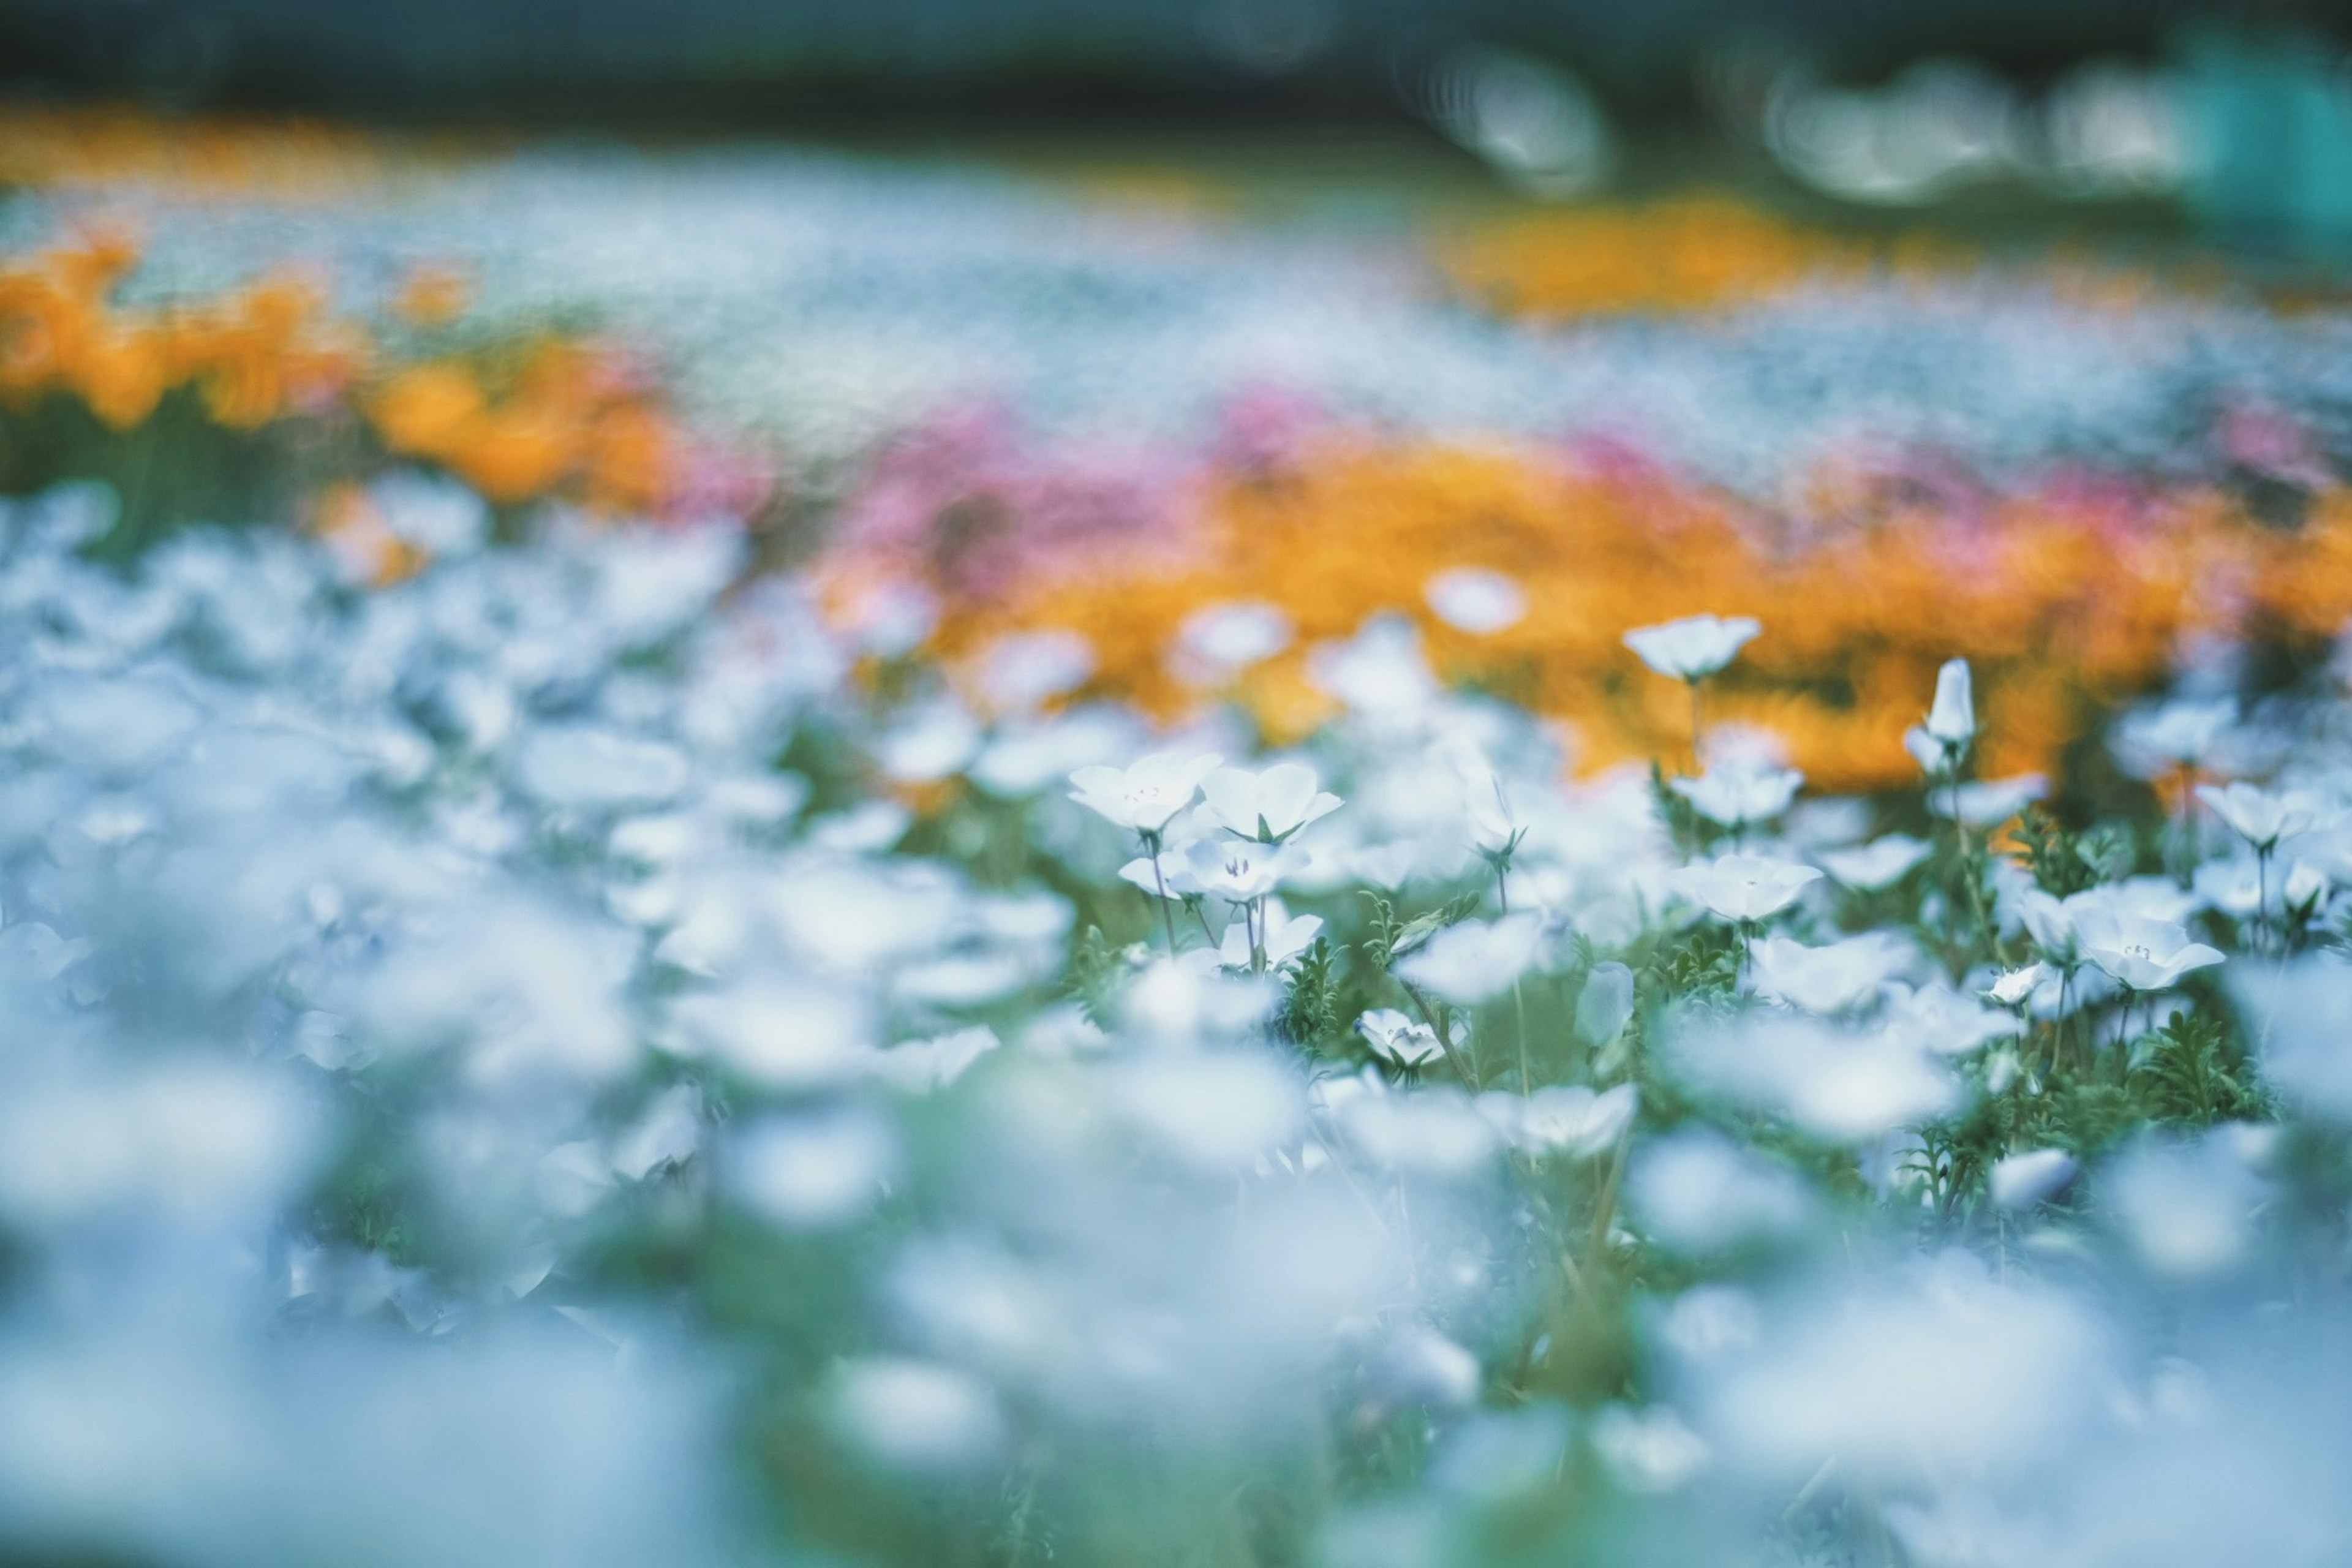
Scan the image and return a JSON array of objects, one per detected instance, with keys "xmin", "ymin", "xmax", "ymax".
[
  {"xmin": 1396, "ymin": 975, "xmax": 1478, "ymax": 1093},
  {"xmin": 1142, "ymin": 829, "xmax": 1177, "ymax": 955},
  {"xmin": 1687, "ymin": 677, "xmax": 1705, "ymax": 775},
  {"xmin": 1513, "ymin": 976, "xmax": 1532, "ymax": 1098}
]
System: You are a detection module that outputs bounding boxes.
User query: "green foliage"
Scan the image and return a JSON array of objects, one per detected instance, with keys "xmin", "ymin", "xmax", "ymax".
[
  {"xmin": 307, "ymin": 1159, "xmax": 419, "ymax": 1265},
  {"xmin": 1358, "ymin": 887, "xmax": 1480, "ymax": 973},
  {"xmin": 1276, "ymin": 936, "xmax": 1345, "ymax": 1052},
  {"xmin": 2010, "ymin": 805, "xmax": 2133, "ymax": 901},
  {"xmin": 1068, "ymin": 923, "xmax": 1126, "ymax": 1030},
  {"xmin": 1357, "ymin": 891, "xmax": 1403, "ymax": 971},
  {"xmin": 1647, "ymin": 760, "xmax": 1704, "ymax": 856},
  {"xmin": 1904, "ymin": 1118, "xmax": 1992, "ymax": 1223},
  {"xmin": 2076, "ymin": 821, "xmax": 2136, "ymax": 884},
  {"xmin": 2048, "ymin": 1080, "xmax": 2139, "ymax": 1158},
  {"xmin": 2010, "ymin": 814, "xmax": 2078, "ymax": 894},
  {"xmin": 1651, "ymin": 925, "xmax": 1740, "ymax": 1001},
  {"xmin": 0, "ymin": 388, "xmax": 333, "ymax": 559},
  {"xmin": 2132, "ymin": 1008, "xmax": 2266, "ymax": 1126}
]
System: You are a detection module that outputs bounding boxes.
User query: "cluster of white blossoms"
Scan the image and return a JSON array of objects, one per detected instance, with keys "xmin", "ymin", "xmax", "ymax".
[
  {"xmin": 9, "ymin": 478, "xmax": 2352, "ymax": 1568},
  {"xmin": 1073, "ymin": 753, "xmax": 1343, "ymax": 970}
]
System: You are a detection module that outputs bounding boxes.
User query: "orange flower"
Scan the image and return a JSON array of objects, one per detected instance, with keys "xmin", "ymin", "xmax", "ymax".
[
  {"xmin": 582, "ymin": 403, "xmax": 677, "ymax": 515},
  {"xmin": 72, "ymin": 328, "xmax": 168, "ymax": 428},
  {"xmin": 448, "ymin": 402, "xmax": 579, "ymax": 503},
  {"xmin": 369, "ymin": 363, "xmax": 488, "ymax": 460},
  {"xmin": 391, "ymin": 263, "xmax": 471, "ymax": 328}
]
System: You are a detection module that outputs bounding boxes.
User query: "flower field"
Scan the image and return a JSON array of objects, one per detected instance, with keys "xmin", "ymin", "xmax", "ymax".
[{"xmin": 6, "ymin": 105, "xmax": 2352, "ymax": 1567}]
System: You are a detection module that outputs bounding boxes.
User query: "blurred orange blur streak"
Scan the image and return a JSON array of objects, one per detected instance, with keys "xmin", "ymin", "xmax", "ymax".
[
  {"xmin": 0, "ymin": 102, "xmax": 464, "ymax": 198},
  {"xmin": 1428, "ymin": 196, "xmax": 2147, "ymax": 320},
  {"xmin": 1432, "ymin": 197, "xmax": 1875, "ymax": 318}
]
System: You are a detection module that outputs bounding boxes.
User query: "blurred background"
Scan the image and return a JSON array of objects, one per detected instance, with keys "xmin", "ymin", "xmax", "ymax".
[
  {"xmin": 9, "ymin": 0, "xmax": 2352, "ymax": 245},
  {"xmin": 10, "ymin": 11, "xmax": 2352, "ymax": 1568}
]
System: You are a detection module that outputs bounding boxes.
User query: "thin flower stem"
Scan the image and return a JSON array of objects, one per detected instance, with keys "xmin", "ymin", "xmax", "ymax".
[
  {"xmin": 1942, "ymin": 762, "xmax": 1999, "ymax": 963},
  {"xmin": 1513, "ymin": 976, "xmax": 1532, "ymax": 1098},
  {"xmin": 1588, "ymin": 1131, "xmax": 1630, "ymax": 1263},
  {"xmin": 2173, "ymin": 762, "xmax": 2194, "ymax": 887},
  {"xmin": 1557, "ymin": 1246, "xmax": 1600, "ymax": 1317},
  {"xmin": 1142, "ymin": 829, "xmax": 1178, "ymax": 954},
  {"xmin": 2056, "ymin": 968, "xmax": 2073, "ymax": 1080},
  {"xmin": 2257, "ymin": 845, "xmax": 2273, "ymax": 959},
  {"xmin": 1687, "ymin": 677, "xmax": 1705, "ymax": 775}
]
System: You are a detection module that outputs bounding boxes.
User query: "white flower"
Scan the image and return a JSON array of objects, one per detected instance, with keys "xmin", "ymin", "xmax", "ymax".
[
  {"xmin": 1897, "ymin": 725, "xmax": 1940, "ymax": 774},
  {"xmin": 1623, "ymin": 614, "xmax": 1760, "ymax": 680},
  {"xmin": 972, "ymin": 707, "xmax": 1142, "ymax": 798},
  {"xmin": 1199, "ymin": 761, "xmax": 1343, "ymax": 843},
  {"xmin": 1308, "ymin": 616, "xmax": 1439, "ymax": 724},
  {"xmin": 1515, "ymin": 1082, "xmax": 1638, "ymax": 1157},
  {"xmin": 1928, "ymin": 774, "xmax": 2048, "ymax": 826},
  {"xmin": 2074, "ymin": 905, "xmax": 2226, "ymax": 992},
  {"xmin": 1671, "ymin": 1012, "xmax": 1959, "ymax": 1142},
  {"xmin": 2110, "ymin": 698, "xmax": 2234, "ymax": 780},
  {"xmin": 2016, "ymin": 888, "xmax": 2084, "ymax": 964},
  {"xmin": 1593, "ymin": 1404, "xmax": 1711, "ymax": 1494},
  {"xmin": 1349, "ymin": 840, "xmax": 1424, "ymax": 890},
  {"xmin": 2236, "ymin": 960, "xmax": 2352, "ymax": 1118},
  {"xmin": 1183, "ymin": 837, "xmax": 1308, "ymax": 903},
  {"xmin": 1222, "ymin": 898, "xmax": 1325, "ymax": 970},
  {"xmin": 973, "ymin": 629, "xmax": 1093, "ymax": 715},
  {"xmin": 1356, "ymin": 1008, "xmax": 1442, "ymax": 1070},
  {"xmin": 1425, "ymin": 567, "xmax": 1527, "ymax": 634},
  {"xmin": 876, "ymin": 698, "xmax": 982, "ymax": 783},
  {"xmin": 1464, "ymin": 778, "xmax": 1520, "ymax": 860},
  {"xmin": 830, "ymin": 1357, "xmax": 1005, "ymax": 1472},
  {"xmin": 869, "ymin": 1025, "xmax": 1002, "ymax": 1093},
  {"xmin": 2196, "ymin": 780, "xmax": 2318, "ymax": 853},
  {"xmin": 1670, "ymin": 764, "xmax": 1803, "ymax": 829},
  {"xmin": 1396, "ymin": 911, "xmax": 1545, "ymax": 1003},
  {"xmin": 1817, "ymin": 834, "xmax": 1932, "ymax": 891},
  {"xmin": 1118, "ymin": 850, "xmax": 1203, "ymax": 901},
  {"xmin": 1984, "ymin": 1049, "xmax": 2021, "ymax": 1095},
  {"xmin": 1438, "ymin": 736, "xmax": 1521, "ymax": 856},
  {"xmin": 2192, "ymin": 856, "xmax": 2265, "ymax": 920},
  {"xmin": 1985, "ymin": 962, "xmax": 2047, "ymax": 1008},
  {"xmin": 1924, "ymin": 658, "xmax": 1975, "ymax": 747},
  {"xmin": 1576, "ymin": 962, "xmax": 1636, "ymax": 1045},
  {"xmin": 2285, "ymin": 859, "xmax": 2331, "ymax": 918},
  {"xmin": 1336, "ymin": 1091, "xmax": 1499, "ymax": 1177},
  {"xmin": 1881, "ymin": 982, "xmax": 2018, "ymax": 1057},
  {"xmin": 1675, "ymin": 854, "xmax": 1822, "ymax": 923},
  {"xmin": 1989, "ymin": 1148, "xmax": 2077, "ymax": 1210},
  {"xmin": 1068, "ymin": 750, "xmax": 1224, "ymax": 834},
  {"xmin": 2100, "ymin": 875, "xmax": 2200, "ymax": 923},
  {"xmin": 1747, "ymin": 932, "xmax": 1912, "ymax": 1014},
  {"xmin": 1172, "ymin": 601, "xmax": 1291, "ymax": 680}
]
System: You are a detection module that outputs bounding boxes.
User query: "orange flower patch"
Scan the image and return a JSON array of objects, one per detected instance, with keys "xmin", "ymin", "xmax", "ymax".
[
  {"xmin": 0, "ymin": 232, "xmax": 362, "ymax": 428},
  {"xmin": 850, "ymin": 437, "xmax": 2352, "ymax": 796},
  {"xmin": 0, "ymin": 230, "xmax": 707, "ymax": 523}
]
